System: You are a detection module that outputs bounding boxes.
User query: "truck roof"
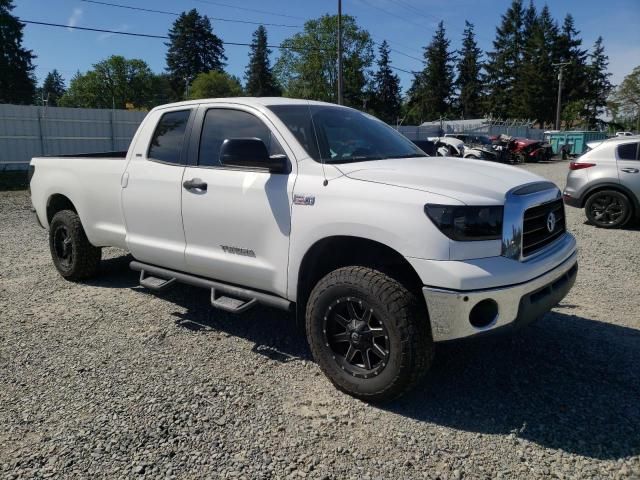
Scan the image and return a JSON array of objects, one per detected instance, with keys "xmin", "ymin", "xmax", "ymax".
[{"xmin": 149, "ymin": 97, "xmax": 343, "ymax": 112}]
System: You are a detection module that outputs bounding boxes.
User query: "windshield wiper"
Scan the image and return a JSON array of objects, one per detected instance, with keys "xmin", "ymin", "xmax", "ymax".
[
  {"xmin": 393, "ymin": 153, "xmax": 428, "ymax": 159},
  {"xmin": 325, "ymin": 156, "xmax": 383, "ymax": 164}
]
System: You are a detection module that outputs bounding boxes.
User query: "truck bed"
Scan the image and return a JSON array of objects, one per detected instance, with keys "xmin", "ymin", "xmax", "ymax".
[{"xmin": 30, "ymin": 154, "xmax": 129, "ymax": 249}]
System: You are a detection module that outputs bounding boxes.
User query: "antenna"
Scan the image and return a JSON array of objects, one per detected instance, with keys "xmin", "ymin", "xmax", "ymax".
[{"xmin": 307, "ymin": 102, "xmax": 329, "ymax": 186}]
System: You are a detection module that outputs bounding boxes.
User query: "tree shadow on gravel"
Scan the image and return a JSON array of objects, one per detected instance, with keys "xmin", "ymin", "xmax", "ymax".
[{"xmin": 385, "ymin": 309, "xmax": 640, "ymax": 461}]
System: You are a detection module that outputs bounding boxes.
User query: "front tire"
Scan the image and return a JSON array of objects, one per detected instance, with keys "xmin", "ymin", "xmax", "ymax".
[
  {"xmin": 585, "ymin": 190, "xmax": 632, "ymax": 228},
  {"xmin": 49, "ymin": 210, "xmax": 102, "ymax": 280},
  {"xmin": 305, "ymin": 266, "xmax": 433, "ymax": 402}
]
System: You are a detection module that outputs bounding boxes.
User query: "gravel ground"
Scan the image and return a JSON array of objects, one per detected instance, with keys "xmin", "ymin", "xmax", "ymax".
[{"xmin": 1, "ymin": 159, "xmax": 639, "ymax": 479}]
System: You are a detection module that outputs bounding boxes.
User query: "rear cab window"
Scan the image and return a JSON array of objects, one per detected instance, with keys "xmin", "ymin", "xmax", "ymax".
[
  {"xmin": 148, "ymin": 110, "xmax": 191, "ymax": 165},
  {"xmin": 617, "ymin": 142, "xmax": 639, "ymax": 161}
]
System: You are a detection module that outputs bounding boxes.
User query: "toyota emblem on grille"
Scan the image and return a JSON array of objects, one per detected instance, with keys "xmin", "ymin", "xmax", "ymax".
[{"xmin": 546, "ymin": 211, "xmax": 556, "ymax": 233}]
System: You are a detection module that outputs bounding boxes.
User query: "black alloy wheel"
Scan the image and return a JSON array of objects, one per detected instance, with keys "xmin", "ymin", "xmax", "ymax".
[
  {"xmin": 305, "ymin": 266, "xmax": 433, "ymax": 402},
  {"xmin": 48, "ymin": 210, "xmax": 102, "ymax": 280},
  {"xmin": 585, "ymin": 190, "xmax": 632, "ymax": 228},
  {"xmin": 323, "ymin": 296, "xmax": 390, "ymax": 379}
]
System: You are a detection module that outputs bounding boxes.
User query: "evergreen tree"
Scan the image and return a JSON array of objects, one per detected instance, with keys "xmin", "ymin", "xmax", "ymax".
[
  {"xmin": 41, "ymin": 70, "xmax": 66, "ymax": 106},
  {"xmin": 585, "ymin": 36, "xmax": 612, "ymax": 128},
  {"xmin": 555, "ymin": 14, "xmax": 588, "ymax": 108},
  {"xmin": 166, "ymin": 9, "xmax": 226, "ymax": 98},
  {"xmin": 0, "ymin": 0, "xmax": 36, "ymax": 104},
  {"xmin": 245, "ymin": 26, "xmax": 281, "ymax": 97},
  {"xmin": 408, "ymin": 21, "xmax": 454, "ymax": 122},
  {"xmin": 456, "ymin": 21, "xmax": 483, "ymax": 118},
  {"xmin": 484, "ymin": 0, "xmax": 525, "ymax": 117},
  {"xmin": 369, "ymin": 40, "xmax": 401, "ymax": 123},
  {"xmin": 516, "ymin": 5, "xmax": 558, "ymax": 124}
]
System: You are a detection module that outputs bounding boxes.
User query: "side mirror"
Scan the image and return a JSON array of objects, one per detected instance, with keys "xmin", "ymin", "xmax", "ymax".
[{"xmin": 219, "ymin": 138, "xmax": 289, "ymax": 173}]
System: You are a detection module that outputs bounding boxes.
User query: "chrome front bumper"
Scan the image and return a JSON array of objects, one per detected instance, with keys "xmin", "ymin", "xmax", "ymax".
[{"xmin": 423, "ymin": 251, "xmax": 578, "ymax": 342}]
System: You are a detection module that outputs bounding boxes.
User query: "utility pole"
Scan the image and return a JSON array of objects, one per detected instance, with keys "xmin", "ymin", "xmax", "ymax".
[
  {"xmin": 553, "ymin": 62, "xmax": 570, "ymax": 130},
  {"xmin": 337, "ymin": 0, "xmax": 343, "ymax": 105}
]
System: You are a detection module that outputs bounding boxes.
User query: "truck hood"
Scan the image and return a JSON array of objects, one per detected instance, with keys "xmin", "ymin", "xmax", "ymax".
[{"xmin": 336, "ymin": 156, "xmax": 548, "ymax": 204}]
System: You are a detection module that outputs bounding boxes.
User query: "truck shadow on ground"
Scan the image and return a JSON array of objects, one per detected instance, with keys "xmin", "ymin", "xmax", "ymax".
[
  {"xmin": 388, "ymin": 309, "xmax": 640, "ymax": 461},
  {"xmin": 90, "ymin": 257, "xmax": 640, "ymax": 461}
]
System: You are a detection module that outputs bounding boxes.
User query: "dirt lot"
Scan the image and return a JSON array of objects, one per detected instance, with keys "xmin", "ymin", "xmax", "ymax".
[{"xmin": 1, "ymin": 159, "xmax": 638, "ymax": 479}]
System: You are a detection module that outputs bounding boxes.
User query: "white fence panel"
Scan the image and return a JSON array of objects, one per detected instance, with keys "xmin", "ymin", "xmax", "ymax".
[{"xmin": 0, "ymin": 104, "xmax": 148, "ymax": 168}]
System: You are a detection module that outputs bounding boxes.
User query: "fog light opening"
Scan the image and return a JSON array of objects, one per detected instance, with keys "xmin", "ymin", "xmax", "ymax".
[{"xmin": 469, "ymin": 299, "xmax": 499, "ymax": 328}]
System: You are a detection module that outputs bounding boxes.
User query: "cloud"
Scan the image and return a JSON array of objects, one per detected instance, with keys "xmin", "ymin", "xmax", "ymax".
[
  {"xmin": 66, "ymin": 8, "xmax": 83, "ymax": 31},
  {"xmin": 97, "ymin": 24, "xmax": 130, "ymax": 41}
]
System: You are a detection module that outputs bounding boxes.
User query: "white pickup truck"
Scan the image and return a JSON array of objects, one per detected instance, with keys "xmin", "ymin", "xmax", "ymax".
[{"xmin": 29, "ymin": 98, "xmax": 578, "ymax": 401}]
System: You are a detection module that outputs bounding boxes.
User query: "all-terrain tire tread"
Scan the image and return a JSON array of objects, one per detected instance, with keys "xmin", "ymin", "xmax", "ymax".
[{"xmin": 306, "ymin": 266, "xmax": 433, "ymax": 403}]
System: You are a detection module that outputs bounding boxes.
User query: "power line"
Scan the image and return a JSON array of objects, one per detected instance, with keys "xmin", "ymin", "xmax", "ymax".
[
  {"xmin": 389, "ymin": 65, "xmax": 418, "ymax": 75},
  {"xmin": 384, "ymin": 0, "xmax": 441, "ymax": 24},
  {"xmin": 192, "ymin": 0, "xmax": 306, "ymax": 21},
  {"xmin": 80, "ymin": 0, "xmax": 425, "ymax": 68},
  {"xmin": 355, "ymin": 0, "xmax": 430, "ymax": 33},
  {"xmin": 22, "ymin": 21, "xmax": 424, "ymax": 76},
  {"xmin": 20, "ymin": 20, "xmax": 328, "ymax": 51},
  {"xmin": 80, "ymin": 0, "xmax": 302, "ymax": 28}
]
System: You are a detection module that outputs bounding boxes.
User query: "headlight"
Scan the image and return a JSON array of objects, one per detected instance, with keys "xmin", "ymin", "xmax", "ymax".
[{"xmin": 424, "ymin": 204, "xmax": 503, "ymax": 241}]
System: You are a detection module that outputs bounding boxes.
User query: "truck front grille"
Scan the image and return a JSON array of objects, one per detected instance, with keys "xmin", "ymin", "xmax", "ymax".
[{"xmin": 522, "ymin": 199, "xmax": 566, "ymax": 257}]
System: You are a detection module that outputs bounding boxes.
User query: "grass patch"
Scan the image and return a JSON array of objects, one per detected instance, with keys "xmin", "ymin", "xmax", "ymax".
[{"xmin": 0, "ymin": 171, "xmax": 29, "ymax": 191}]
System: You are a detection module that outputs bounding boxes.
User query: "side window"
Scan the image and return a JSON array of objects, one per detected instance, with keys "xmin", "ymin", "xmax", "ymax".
[
  {"xmin": 617, "ymin": 142, "xmax": 639, "ymax": 161},
  {"xmin": 148, "ymin": 110, "xmax": 191, "ymax": 164},
  {"xmin": 199, "ymin": 109, "xmax": 284, "ymax": 167}
]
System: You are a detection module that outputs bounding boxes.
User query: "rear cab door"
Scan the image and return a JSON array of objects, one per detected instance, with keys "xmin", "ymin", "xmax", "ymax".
[{"xmin": 121, "ymin": 106, "xmax": 195, "ymax": 271}]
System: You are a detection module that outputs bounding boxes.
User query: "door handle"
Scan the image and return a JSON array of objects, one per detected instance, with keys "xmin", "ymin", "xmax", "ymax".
[
  {"xmin": 621, "ymin": 168, "xmax": 640, "ymax": 174},
  {"xmin": 183, "ymin": 178, "xmax": 208, "ymax": 191}
]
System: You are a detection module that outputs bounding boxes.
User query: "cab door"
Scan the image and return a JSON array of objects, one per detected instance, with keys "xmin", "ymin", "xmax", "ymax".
[
  {"xmin": 121, "ymin": 108, "xmax": 194, "ymax": 272},
  {"xmin": 180, "ymin": 105, "xmax": 295, "ymax": 297}
]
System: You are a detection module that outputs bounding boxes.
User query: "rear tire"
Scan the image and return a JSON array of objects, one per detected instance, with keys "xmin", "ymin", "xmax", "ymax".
[
  {"xmin": 585, "ymin": 190, "xmax": 632, "ymax": 228},
  {"xmin": 305, "ymin": 266, "xmax": 433, "ymax": 403},
  {"xmin": 49, "ymin": 210, "xmax": 102, "ymax": 280}
]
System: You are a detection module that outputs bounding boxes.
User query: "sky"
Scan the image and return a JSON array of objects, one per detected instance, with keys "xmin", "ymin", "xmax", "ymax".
[{"xmin": 13, "ymin": 0, "xmax": 640, "ymax": 92}]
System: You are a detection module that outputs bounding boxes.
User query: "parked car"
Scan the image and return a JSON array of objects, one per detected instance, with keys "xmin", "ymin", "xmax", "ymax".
[
  {"xmin": 494, "ymin": 135, "xmax": 552, "ymax": 163},
  {"xmin": 427, "ymin": 136, "xmax": 465, "ymax": 157},
  {"xmin": 29, "ymin": 98, "xmax": 578, "ymax": 402},
  {"xmin": 564, "ymin": 136, "xmax": 640, "ymax": 228},
  {"xmin": 616, "ymin": 131, "xmax": 634, "ymax": 137},
  {"xmin": 444, "ymin": 133, "xmax": 498, "ymax": 161},
  {"xmin": 411, "ymin": 139, "xmax": 437, "ymax": 156}
]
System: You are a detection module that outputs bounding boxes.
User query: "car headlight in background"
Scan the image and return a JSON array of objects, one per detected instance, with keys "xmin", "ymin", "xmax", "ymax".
[{"xmin": 424, "ymin": 204, "xmax": 503, "ymax": 241}]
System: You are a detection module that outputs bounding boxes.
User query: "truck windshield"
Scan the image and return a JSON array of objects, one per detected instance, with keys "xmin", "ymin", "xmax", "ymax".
[{"xmin": 268, "ymin": 104, "xmax": 427, "ymax": 164}]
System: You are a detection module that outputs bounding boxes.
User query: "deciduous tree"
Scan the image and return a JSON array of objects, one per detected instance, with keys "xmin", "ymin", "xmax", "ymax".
[
  {"xmin": 59, "ymin": 56, "xmax": 159, "ymax": 109},
  {"xmin": 274, "ymin": 14, "xmax": 373, "ymax": 107},
  {"xmin": 188, "ymin": 71, "xmax": 243, "ymax": 99}
]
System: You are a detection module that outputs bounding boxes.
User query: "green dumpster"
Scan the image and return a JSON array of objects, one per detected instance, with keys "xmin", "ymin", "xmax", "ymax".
[{"xmin": 549, "ymin": 131, "xmax": 608, "ymax": 156}]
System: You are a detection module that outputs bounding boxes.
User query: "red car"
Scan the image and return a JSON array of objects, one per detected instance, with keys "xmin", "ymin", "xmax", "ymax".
[{"xmin": 492, "ymin": 135, "xmax": 552, "ymax": 164}]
